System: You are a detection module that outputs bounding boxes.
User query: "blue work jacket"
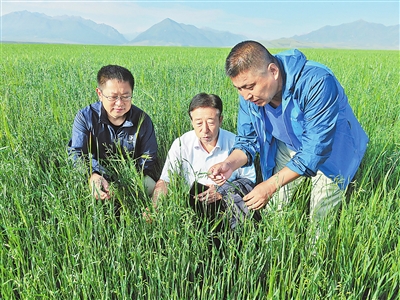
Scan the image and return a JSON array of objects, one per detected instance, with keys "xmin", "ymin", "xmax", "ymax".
[
  {"xmin": 68, "ymin": 101, "xmax": 158, "ymax": 180},
  {"xmin": 233, "ymin": 49, "xmax": 369, "ymax": 189}
]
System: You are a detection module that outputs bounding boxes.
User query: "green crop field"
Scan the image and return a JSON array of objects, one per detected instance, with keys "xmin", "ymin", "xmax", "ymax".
[{"xmin": 0, "ymin": 44, "xmax": 399, "ymax": 299}]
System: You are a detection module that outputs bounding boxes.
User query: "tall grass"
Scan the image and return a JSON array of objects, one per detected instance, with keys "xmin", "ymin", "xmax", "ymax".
[{"xmin": 0, "ymin": 44, "xmax": 399, "ymax": 299}]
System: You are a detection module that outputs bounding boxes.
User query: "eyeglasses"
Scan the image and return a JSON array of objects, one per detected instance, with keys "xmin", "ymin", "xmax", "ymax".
[{"xmin": 100, "ymin": 89, "xmax": 132, "ymax": 102}]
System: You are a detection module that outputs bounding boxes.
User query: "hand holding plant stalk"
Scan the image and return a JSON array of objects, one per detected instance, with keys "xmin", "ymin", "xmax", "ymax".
[{"xmin": 89, "ymin": 172, "xmax": 112, "ymax": 200}]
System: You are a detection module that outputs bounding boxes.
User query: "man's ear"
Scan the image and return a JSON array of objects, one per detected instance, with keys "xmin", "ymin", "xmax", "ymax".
[
  {"xmin": 268, "ymin": 63, "xmax": 280, "ymax": 79},
  {"xmin": 95, "ymin": 88, "xmax": 102, "ymax": 100}
]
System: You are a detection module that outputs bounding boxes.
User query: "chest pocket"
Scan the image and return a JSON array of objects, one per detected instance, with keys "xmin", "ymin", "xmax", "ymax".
[
  {"xmin": 290, "ymin": 109, "xmax": 304, "ymax": 137},
  {"xmin": 117, "ymin": 132, "xmax": 137, "ymax": 153},
  {"xmin": 284, "ymin": 99, "xmax": 303, "ymax": 145}
]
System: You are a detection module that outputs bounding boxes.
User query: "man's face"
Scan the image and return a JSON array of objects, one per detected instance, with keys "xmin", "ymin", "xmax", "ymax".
[
  {"xmin": 190, "ymin": 107, "xmax": 222, "ymax": 148},
  {"xmin": 231, "ymin": 63, "xmax": 281, "ymax": 107},
  {"xmin": 96, "ymin": 79, "xmax": 132, "ymax": 124}
]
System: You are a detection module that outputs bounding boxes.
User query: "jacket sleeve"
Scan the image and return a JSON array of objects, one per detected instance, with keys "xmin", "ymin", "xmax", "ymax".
[
  {"xmin": 67, "ymin": 110, "xmax": 104, "ymax": 175},
  {"xmin": 287, "ymin": 73, "xmax": 339, "ymax": 177},
  {"xmin": 231, "ymin": 97, "xmax": 260, "ymax": 167},
  {"xmin": 135, "ymin": 114, "xmax": 158, "ymax": 181}
]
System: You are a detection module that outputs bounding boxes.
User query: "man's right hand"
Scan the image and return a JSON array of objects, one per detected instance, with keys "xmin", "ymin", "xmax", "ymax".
[
  {"xmin": 89, "ymin": 173, "xmax": 111, "ymax": 200},
  {"xmin": 208, "ymin": 161, "xmax": 234, "ymax": 186},
  {"xmin": 208, "ymin": 149, "xmax": 248, "ymax": 185}
]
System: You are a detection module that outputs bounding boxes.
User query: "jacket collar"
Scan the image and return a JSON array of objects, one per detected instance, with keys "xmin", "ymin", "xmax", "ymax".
[{"xmin": 275, "ymin": 49, "xmax": 307, "ymax": 108}]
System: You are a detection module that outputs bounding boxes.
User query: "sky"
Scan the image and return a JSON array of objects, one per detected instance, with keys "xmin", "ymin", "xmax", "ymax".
[{"xmin": 1, "ymin": 0, "xmax": 399, "ymax": 40}]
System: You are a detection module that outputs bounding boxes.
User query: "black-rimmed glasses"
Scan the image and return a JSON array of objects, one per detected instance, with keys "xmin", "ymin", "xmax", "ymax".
[{"xmin": 100, "ymin": 89, "xmax": 132, "ymax": 102}]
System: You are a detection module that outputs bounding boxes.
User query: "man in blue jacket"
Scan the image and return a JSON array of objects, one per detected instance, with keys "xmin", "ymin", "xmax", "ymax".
[
  {"xmin": 209, "ymin": 41, "xmax": 368, "ymax": 225},
  {"xmin": 68, "ymin": 65, "xmax": 158, "ymax": 200}
]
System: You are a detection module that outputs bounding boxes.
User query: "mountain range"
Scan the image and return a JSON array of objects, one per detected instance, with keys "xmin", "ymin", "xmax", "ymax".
[
  {"xmin": 129, "ymin": 18, "xmax": 247, "ymax": 47},
  {"xmin": 1, "ymin": 11, "xmax": 127, "ymax": 45},
  {"xmin": 1, "ymin": 10, "xmax": 399, "ymax": 49}
]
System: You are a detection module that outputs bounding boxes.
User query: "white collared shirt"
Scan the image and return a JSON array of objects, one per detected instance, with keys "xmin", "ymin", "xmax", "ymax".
[{"xmin": 160, "ymin": 129, "xmax": 256, "ymax": 186}]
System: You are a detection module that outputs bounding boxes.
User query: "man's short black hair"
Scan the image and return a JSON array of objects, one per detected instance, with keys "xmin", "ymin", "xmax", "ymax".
[
  {"xmin": 188, "ymin": 93, "xmax": 223, "ymax": 118},
  {"xmin": 97, "ymin": 65, "xmax": 135, "ymax": 90},
  {"xmin": 225, "ymin": 40, "xmax": 278, "ymax": 78}
]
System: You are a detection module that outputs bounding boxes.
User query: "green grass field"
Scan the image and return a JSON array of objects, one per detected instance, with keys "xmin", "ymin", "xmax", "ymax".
[{"xmin": 1, "ymin": 44, "xmax": 399, "ymax": 299}]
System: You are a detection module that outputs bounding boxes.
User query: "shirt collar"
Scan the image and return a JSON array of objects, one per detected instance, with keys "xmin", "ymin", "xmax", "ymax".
[{"xmin": 194, "ymin": 129, "xmax": 221, "ymax": 154}]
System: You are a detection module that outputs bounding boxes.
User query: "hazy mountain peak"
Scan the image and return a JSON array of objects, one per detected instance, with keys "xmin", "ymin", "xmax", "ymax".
[
  {"xmin": 130, "ymin": 18, "xmax": 247, "ymax": 47},
  {"xmin": 161, "ymin": 18, "xmax": 175, "ymax": 23},
  {"xmin": 289, "ymin": 19, "xmax": 399, "ymax": 49}
]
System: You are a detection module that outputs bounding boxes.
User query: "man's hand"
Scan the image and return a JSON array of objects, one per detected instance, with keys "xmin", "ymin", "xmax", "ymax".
[
  {"xmin": 89, "ymin": 173, "xmax": 111, "ymax": 200},
  {"xmin": 243, "ymin": 167, "xmax": 301, "ymax": 210},
  {"xmin": 197, "ymin": 184, "xmax": 222, "ymax": 204},
  {"xmin": 243, "ymin": 181, "xmax": 277, "ymax": 210},
  {"xmin": 143, "ymin": 179, "xmax": 168, "ymax": 224},
  {"xmin": 143, "ymin": 207, "xmax": 154, "ymax": 224},
  {"xmin": 208, "ymin": 149, "xmax": 248, "ymax": 185},
  {"xmin": 208, "ymin": 162, "xmax": 233, "ymax": 185}
]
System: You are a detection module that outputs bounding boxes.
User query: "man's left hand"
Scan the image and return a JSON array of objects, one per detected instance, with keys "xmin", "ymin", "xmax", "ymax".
[
  {"xmin": 243, "ymin": 181, "xmax": 277, "ymax": 210},
  {"xmin": 197, "ymin": 184, "xmax": 222, "ymax": 204}
]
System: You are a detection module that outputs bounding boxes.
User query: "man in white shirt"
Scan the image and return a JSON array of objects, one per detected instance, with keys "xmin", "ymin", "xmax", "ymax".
[{"xmin": 152, "ymin": 93, "xmax": 259, "ymax": 229}]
